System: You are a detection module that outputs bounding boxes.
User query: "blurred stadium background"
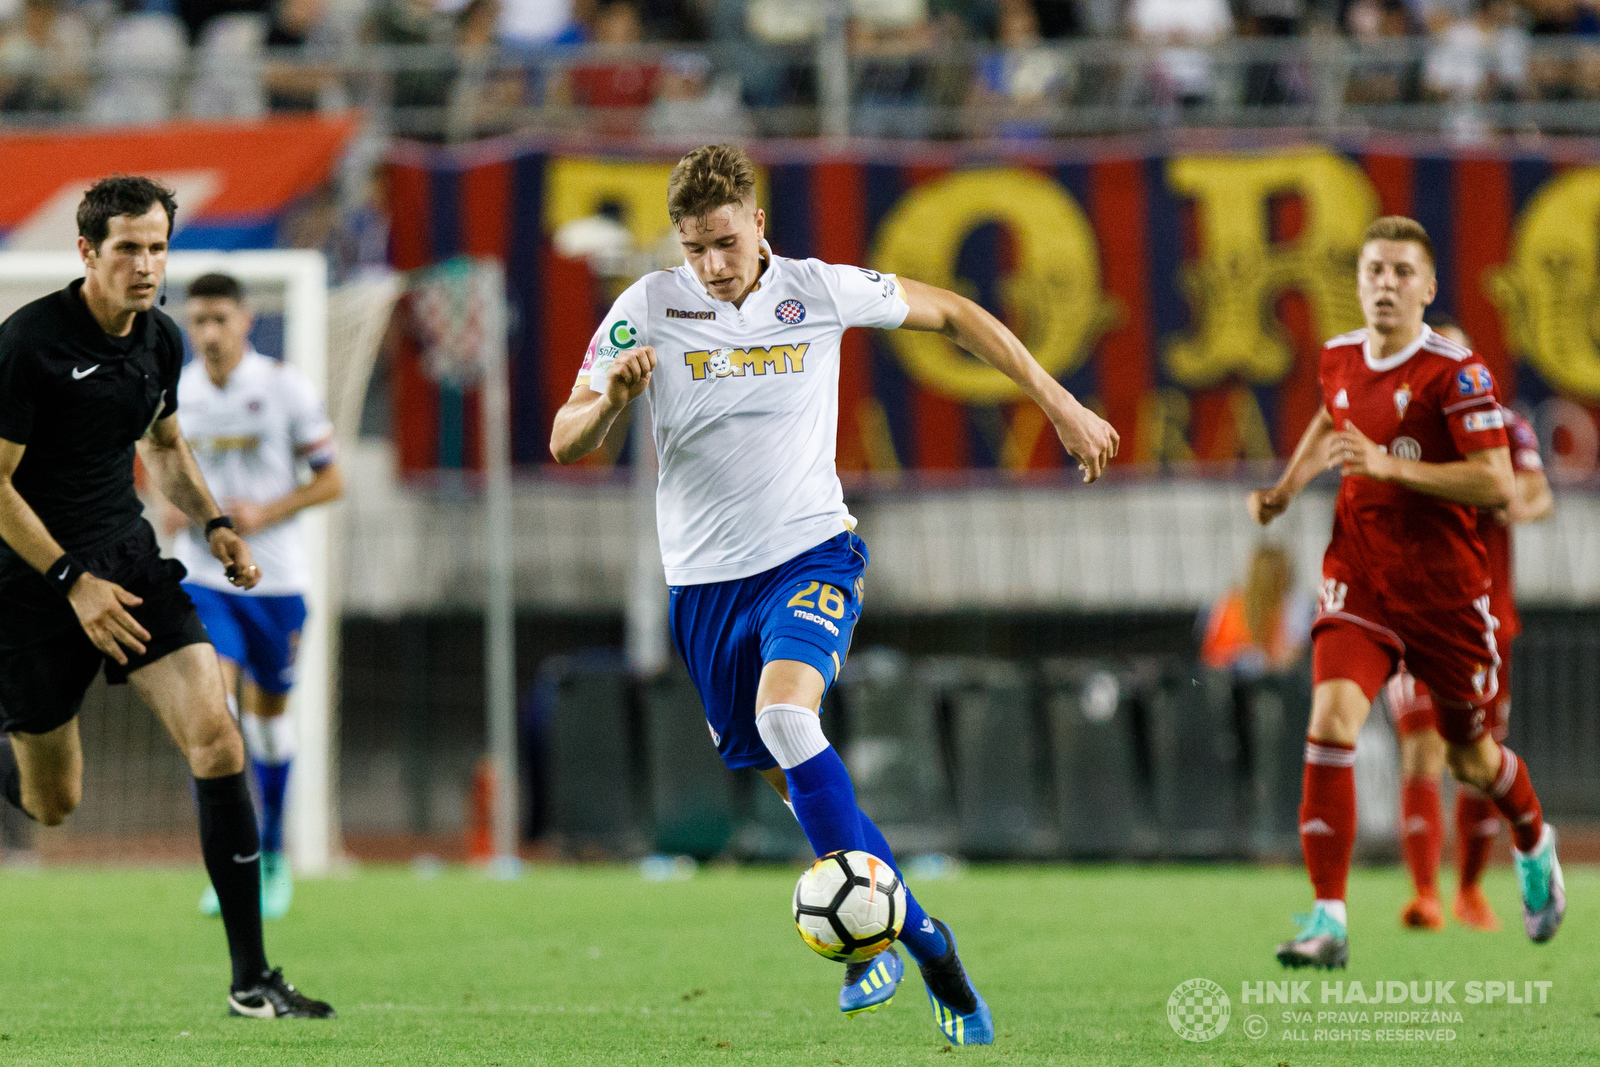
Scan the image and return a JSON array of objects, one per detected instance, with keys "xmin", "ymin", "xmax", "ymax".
[{"xmin": 1, "ymin": 0, "xmax": 1598, "ymax": 882}]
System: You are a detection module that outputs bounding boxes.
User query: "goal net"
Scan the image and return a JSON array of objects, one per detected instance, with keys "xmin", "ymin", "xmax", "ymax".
[{"xmin": 0, "ymin": 251, "xmax": 398, "ymax": 875}]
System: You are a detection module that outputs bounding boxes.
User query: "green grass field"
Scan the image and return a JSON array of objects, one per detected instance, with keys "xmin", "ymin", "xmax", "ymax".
[{"xmin": 0, "ymin": 862, "xmax": 1591, "ymax": 1065}]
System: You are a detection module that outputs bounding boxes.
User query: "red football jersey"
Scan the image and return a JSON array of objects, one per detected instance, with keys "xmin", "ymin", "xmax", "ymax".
[
  {"xmin": 1480, "ymin": 407, "xmax": 1543, "ymax": 640},
  {"xmin": 1319, "ymin": 325, "xmax": 1511, "ymax": 608}
]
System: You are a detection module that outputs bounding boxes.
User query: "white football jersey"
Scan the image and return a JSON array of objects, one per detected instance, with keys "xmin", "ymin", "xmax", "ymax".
[
  {"xmin": 173, "ymin": 350, "xmax": 336, "ymax": 596},
  {"xmin": 581, "ymin": 243, "xmax": 909, "ymax": 585}
]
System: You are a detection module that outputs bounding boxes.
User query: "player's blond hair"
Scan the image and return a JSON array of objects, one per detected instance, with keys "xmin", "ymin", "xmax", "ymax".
[
  {"xmin": 1362, "ymin": 216, "xmax": 1435, "ymax": 269},
  {"xmin": 667, "ymin": 144, "xmax": 757, "ymax": 226}
]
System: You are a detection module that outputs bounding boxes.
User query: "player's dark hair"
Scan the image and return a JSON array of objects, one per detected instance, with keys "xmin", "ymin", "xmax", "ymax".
[
  {"xmin": 1361, "ymin": 216, "xmax": 1435, "ymax": 269},
  {"xmin": 77, "ymin": 175, "xmax": 178, "ymax": 249},
  {"xmin": 667, "ymin": 144, "xmax": 757, "ymax": 226},
  {"xmin": 187, "ymin": 272, "xmax": 245, "ymax": 304}
]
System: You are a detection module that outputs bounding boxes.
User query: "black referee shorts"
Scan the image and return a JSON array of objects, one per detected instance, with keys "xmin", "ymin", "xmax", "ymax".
[{"xmin": 0, "ymin": 522, "xmax": 210, "ymax": 735}]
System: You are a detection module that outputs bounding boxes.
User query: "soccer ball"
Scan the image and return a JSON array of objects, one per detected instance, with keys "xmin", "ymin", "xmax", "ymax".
[{"xmin": 792, "ymin": 850, "xmax": 905, "ymax": 963}]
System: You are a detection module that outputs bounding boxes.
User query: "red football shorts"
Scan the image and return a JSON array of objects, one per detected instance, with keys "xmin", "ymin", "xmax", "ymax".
[
  {"xmin": 1383, "ymin": 664, "xmax": 1511, "ymax": 743},
  {"xmin": 1311, "ymin": 576, "xmax": 1503, "ymax": 744}
]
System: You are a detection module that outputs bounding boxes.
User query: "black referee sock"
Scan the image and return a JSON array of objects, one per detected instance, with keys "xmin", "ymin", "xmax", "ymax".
[
  {"xmin": 194, "ymin": 772, "xmax": 270, "ymax": 990},
  {"xmin": 0, "ymin": 737, "xmax": 30, "ymax": 819}
]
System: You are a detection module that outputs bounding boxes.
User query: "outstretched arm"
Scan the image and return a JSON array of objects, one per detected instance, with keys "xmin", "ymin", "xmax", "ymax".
[
  {"xmin": 139, "ymin": 415, "xmax": 259, "ymax": 589},
  {"xmin": 897, "ymin": 277, "xmax": 1119, "ymax": 482},
  {"xmin": 1249, "ymin": 407, "xmax": 1335, "ymax": 526}
]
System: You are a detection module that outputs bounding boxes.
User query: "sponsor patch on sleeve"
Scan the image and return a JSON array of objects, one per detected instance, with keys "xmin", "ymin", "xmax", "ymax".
[
  {"xmin": 1462, "ymin": 408, "xmax": 1506, "ymax": 433},
  {"xmin": 1456, "ymin": 364, "xmax": 1494, "ymax": 396}
]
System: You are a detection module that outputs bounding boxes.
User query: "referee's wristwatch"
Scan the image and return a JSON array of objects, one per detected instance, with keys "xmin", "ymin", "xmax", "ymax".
[{"xmin": 205, "ymin": 516, "xmax": 234, "ymax": 539}]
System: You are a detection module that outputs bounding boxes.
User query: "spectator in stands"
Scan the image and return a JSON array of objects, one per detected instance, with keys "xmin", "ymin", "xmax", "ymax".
[
  {"xmin": 1199, "ymin": 544, "xmax": 1314, "ymax": 680},
  {"xmin": 1422, "ymin": 0, "xmax": 1530, "ymax": 128},
  {"xmin": 499, "ymin": 0, "xmax": 589, "ymax": 48},
  {"xmin": 263, "ymin": 0, "xmax": 348, "ymax": 112},
  {"xmin": 1239, "ymin": 0, "xmax": 1308, "ymax": 106},
  {"xmin": 1127, "ymin": 0, "xmax": 1235, "ymax": 111},
  {"xmin": 644, "ymin": 50, "xmax": 753, "ymax": 137},
  {"xmin": 179, "ymin": 0, "xmax": 272, "ymax": 46},
  {"xmin": 368, "ymin": 0, "xmax": 457, "ymax": 116},
  {"xmin": 558, "ymin": 0, "xmax": 659, "ymax": 133},
  {"xmin": 1344, "ymin": 0, "xmax": 1421, "ymax": 103},
  {"xmin": 1198, "ymin": 542, "xmax": 1314, "ymax": 790},
  {"xmin": 0, "ymin": 0, "xmax": 89, "ymax": 115},
  {"xmin": 1524, "ymin": 0, "xmax": 1600, "ymax": 100},
  {"xmin": 851, "ymin": 0, "xmax": 939, "ymax": 137},
  {"xmin": 967, "ymin": 0, "xmax": 1072, "ymax": 137},
  {"xmin": 446, "ymin": 0, "xmax": 523, "ymax": 138}
]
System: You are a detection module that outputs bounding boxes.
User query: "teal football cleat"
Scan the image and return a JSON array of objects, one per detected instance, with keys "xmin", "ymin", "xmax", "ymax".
[
  {"xmin": 840, "ymin": 946, "xmax": 902, "ymax": 1018},
  {"xmin": 261, "ymin": 852, "xmax": 294, "ymax": 921},
  {"xmin": 199, "ymin": 882, "xmax": 220, "ymax": 917},
  {"xmin": 1513, "ymin": 824, "xmax": 1565, "ymax": 943},
  {"xmin": 917, "ymin": 918, "xmax": 993, "ymax": 1045},
  {"xmin": 1275, "ymin": 904, "xmax": 1349, "ymax": 970}
]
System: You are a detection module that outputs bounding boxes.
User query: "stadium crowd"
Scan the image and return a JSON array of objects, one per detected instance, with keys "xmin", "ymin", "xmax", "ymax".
[{"xmin": 1, "ymin": 0, "xmax": 1598, "ymax": 132}]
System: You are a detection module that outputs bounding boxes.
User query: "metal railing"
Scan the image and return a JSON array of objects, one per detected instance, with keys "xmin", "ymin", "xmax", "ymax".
[{"xmin": 3, "ymin": 33, "xmax": 1600, "ymax": 142}]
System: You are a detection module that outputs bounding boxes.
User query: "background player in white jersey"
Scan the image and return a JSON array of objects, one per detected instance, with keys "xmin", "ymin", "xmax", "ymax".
[
  {"xmin": 165, "ymin": 273, "xmax": 342, "ymax": 920},
  {"xmin": 550, "ymin": 144, "xmax": 1118, "ymax": 1045}
]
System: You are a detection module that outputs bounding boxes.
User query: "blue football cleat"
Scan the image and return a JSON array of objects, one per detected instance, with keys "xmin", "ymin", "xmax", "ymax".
[
  {"xmin": 840, "ymin": 945, "xmax": 902, "ymax": 1017},
  {"xmin": 917, "ymin": 918, "xmax": 993, "ymax": 1045},
  {"xmin": 1514, "ymin": 823, "xmax": 1565, "ymax": 944}
]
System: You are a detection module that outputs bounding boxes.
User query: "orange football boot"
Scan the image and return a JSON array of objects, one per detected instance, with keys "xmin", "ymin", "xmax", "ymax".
[
  {"xmin": 1400, "ymin": 889, "xmax": 1446, "ymax": 931},
  {"xmin": 1452, "ymin": 885, "xmax": 1501, "ymax": 932}
]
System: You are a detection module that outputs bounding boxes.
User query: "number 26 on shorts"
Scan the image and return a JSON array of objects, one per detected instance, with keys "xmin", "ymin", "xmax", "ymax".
[{"xmin": 788, "ymin": 581, "xmax": 847, "ymax": 619}]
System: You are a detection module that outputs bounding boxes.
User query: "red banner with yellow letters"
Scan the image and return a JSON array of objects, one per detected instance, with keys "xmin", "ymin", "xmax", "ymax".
[{"xmin": 385, "ymin": 137, "xmax": 1600, "ymax": 482}]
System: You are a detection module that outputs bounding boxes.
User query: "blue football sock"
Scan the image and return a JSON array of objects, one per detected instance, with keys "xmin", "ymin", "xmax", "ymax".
[
  {"xmin": 786, "ymin": 746, "xmax": 866, "ymax": 856},
  {"xmin": 252, "ymin": 759, "xmax": 291, "ymax": 854},
  {"xmin": 855, "ymin": 811, "xmax": 948, "ymax": 963},
  {"xmin": 785, "ymin": 746, "xmax": 949, "ymax": 965}
]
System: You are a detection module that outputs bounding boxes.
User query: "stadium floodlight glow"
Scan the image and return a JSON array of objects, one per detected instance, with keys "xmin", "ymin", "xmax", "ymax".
[{"xmin": 0, "ymin": 250, "xmax": 337, "ymax": 876}]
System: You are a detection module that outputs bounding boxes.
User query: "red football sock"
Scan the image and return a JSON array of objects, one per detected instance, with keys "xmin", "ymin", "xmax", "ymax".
[
  {"xmin": 1300, "ymin": 740, "xmax": 1357, "ymax": 902},
  {"xmin": 1456, "ymin": 789, "xmax": 1500, "ymax": 889},
  {"xmin": 1488, "ymin": 745, "xmax": 1544, "ymax": 853},
  {"xmin": 1400, "ymin": 777, "xmax": 1442, "ymax": 894}
]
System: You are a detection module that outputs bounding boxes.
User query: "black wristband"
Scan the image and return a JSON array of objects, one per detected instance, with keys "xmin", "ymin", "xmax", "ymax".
[
  {"xmin": 45, "ymin": 553, "xmax": 86, "ymax": 597},
  {"xmin": 205, "ymin": 516, "xmax": 234, "ymax": 537}
]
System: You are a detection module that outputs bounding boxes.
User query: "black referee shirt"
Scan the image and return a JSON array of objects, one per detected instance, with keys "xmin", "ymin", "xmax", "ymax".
[{"xmin": 0, "ymin": 278, "xmax": 183, "ymax": 574}]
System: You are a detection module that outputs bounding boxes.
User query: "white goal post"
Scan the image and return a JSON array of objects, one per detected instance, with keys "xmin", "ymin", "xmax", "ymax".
[{"xmin": 0, "ymin": 250, "xmax": 357, "ymax": 876}]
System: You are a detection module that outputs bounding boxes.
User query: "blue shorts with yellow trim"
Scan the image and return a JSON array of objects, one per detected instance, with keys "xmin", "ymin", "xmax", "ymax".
[{"xmin": 668, "ymin": 531, "xmax": 868, "ymax": 771}]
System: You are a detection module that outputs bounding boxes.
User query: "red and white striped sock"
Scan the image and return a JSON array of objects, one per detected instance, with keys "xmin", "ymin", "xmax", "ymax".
[
  {"xmin": 1300, "ymin": 739, "xmax": 1357, "ymax": 905},
  {"xmin": 1455, "ymin": 788, "xmax": 1500, "ymax": 889},
  {"xmin": 1488, "ymin": 744, "xmax": 1544, "ymax": 853},
  {"xmin": 1400, "ymin": 777, "xmax": 1442, "ymax": 894}
]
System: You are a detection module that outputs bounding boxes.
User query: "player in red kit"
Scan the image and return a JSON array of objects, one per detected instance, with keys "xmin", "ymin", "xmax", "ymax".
[
  {"xmin": 1386, "ymin": 326, "xmax": 1553, "ymax": 933},
  {"xmin": 1249, "ymin": 217, "xmax": 1565, "ymax": 969}
]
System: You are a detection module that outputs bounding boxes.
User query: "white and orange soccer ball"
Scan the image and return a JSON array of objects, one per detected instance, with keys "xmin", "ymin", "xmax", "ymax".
[{"xmin": 792, "ymin": 850, "xmax": 906, "ymax": 963}]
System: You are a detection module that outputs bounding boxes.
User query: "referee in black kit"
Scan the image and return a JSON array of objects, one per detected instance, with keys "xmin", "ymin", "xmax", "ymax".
[{"xmin": 0, "ymin": 176, "xmax": 333, "ymax": 1019}]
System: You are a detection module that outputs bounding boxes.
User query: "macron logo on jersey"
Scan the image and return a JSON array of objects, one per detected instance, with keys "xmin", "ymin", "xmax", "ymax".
[
  {"xmin": 666, "ymin": 308, "xmax": 715, "ymax": 320},
  {"xmin": 686, "ymin": 344, "xmax": 809, "ymax": 381}
]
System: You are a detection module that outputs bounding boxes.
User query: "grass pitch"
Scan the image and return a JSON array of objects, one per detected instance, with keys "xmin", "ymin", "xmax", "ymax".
[{"xmin": 0, "ymin": 862, "xmax": 1592, "ymax": 1065}]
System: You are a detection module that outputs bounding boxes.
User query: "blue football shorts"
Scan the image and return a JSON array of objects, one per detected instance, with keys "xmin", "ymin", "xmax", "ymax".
[
  {"xmin": 182, "ymin": 584, "xmax": 307, "ymax": 695},
  {"xmin": 668, "ymin": 530, "xmax": 868, "ymax": 771}
]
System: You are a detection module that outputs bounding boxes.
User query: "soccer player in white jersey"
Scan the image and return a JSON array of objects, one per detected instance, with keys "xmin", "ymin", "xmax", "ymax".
[
  {"xmin": 168, "ymin": 273, "xmax": 342, "ymax": 921},
  {"xmin": 550, "ymin": 145, "xmax": 1118, "ymax": 1045}
]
